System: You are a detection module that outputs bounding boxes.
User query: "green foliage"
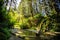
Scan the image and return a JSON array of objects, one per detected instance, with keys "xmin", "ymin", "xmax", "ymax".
[
  {"xmin": 0, "ymin": 0, "xmax": 11, "ymax": 40},
  {"xmin": 20, "ymin": 23, "xmax": 29, "ymax": 29},
  {"xmin": 0, "ymin": 28, "xmax": 11, "ymax": 40},
  {"xmin": 0, "ymin": 0, "xmax": 59, "ymax": 40},
  {"xmin": 2, "ymin": 28, "xmax": 11, "ymax": 38}
]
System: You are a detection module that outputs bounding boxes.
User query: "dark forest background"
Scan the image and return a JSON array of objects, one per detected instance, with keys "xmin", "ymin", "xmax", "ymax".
[{"xmin": 0, "ymin": 0, "xmax": 60, "ymax": 40}]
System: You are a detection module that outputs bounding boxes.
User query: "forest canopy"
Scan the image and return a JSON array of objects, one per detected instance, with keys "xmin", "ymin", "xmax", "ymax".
[{"xmin": 0, "ymin": 0, "xmax": 60, "ymax": 40}]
